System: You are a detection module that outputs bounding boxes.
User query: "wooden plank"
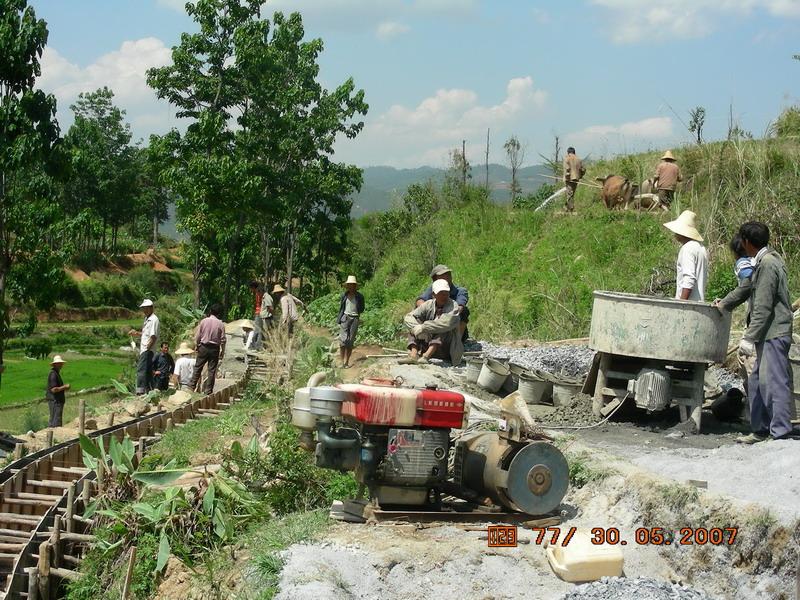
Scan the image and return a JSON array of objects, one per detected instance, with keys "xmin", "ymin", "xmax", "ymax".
[
  {"xmin": 26, "ymin": 480, "xmax": 73, "ymax": 490},
  {"xmin": 15, "ymin": 492, "xmax": 63, "ymax": 503},
  {"xmin": 50, "ymin": 467, "xmax": 88, "ymax": 476}
]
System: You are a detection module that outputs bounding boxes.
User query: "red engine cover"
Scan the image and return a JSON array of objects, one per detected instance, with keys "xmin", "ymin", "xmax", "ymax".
[{"xmin": 337, "ymin": 384, "xmax": 466, "ymax": 429}]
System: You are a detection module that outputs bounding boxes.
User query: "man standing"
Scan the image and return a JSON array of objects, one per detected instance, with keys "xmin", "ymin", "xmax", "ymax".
[
  {"xmin": 562, "ymin": 147, "xmax": 585, "ymax": 213},
  {"xmin": 273, "ymin": 284, "xmax": 304, "ymax": 336},
  {"xmin": 46, "ymin": 355, "xmax": 69, "ymax": 427},
  {"xmin": 719, "ymin": 222, "xmax": 795, "ymax": 443},
  {"xmin": 664, "ymin": 210, "xmax": 708, "ymax": 301},
  {"xmin": 259, "ymin": 287, "xmax": 274, "ymax": 335},
  {"xmin": 189, "ymin": 304, "xmax": 226, "ymax": 394},
  {"xmin": 172, "ymin": 342, "xmax": 197, "ymax": 391},
  {"xmin": 654, "ymin": 150, "xmax": 682, "ymax": 207},
  {"xmin": 416, "ymin": 265, "xmax": 470, "ymax": 341},
  {"xmin": 248, "ymin": 281, "xmax": 264, "ymax": 350},
  {"xmin": 403, "ymin": 279, "xmax": 464, "ymax": 365},
  {"xmin": 152, "ymin": 342, "xmax": 175, "ymax": 391},
  {"xmin": 338, "ymin": 275, "xmax": 365, "ymax": 368},
  {"xmin": 129, "ymin": 299, "xmax": 160, "ymax": 394}
]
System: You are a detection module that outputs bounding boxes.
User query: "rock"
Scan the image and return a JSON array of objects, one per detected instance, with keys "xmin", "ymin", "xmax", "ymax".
[
  {"xmin": 83, "ymin": 418, "xmax": 98, "ymax": 430},
  {"xmin": 124, "ymin": 401, "xmax": 151, "ymax": 418}
]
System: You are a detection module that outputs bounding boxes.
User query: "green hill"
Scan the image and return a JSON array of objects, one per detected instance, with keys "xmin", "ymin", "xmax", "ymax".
[{"xmin": 310, "ymin": 136, "xmax": 800, "ymax": 344}]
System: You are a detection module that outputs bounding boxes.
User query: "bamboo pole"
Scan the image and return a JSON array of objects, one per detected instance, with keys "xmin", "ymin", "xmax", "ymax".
[
  {"xmin": 66, "ymin": 486, "xmax": 75, "ymax": 534},
  {"xmin": 96, "ymin": 461, "xmax": 104, "ymax": 494},
  {"xmin": 51, "ymin": 515, "xmax": 61, "ymax": 569},
  {"xmin": 13, "ymin": 443, "xmax": 23, "ymax": 461},
  {"xmin": 27, "ymin": 567, "xmax": 39, "ymax": 600},
  {"xmin": 121, "ymin": 545, "xmax": 137, "ymax": 600},
  {"xmin": 45, "ymin": 430, "xmax": 53, "ymax": 447},
  {"xmin": 37, "ymin": 541, "xmax": 50, "ymax": 599}
]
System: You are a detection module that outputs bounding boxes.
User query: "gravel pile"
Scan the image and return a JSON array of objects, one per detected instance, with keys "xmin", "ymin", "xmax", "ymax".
[
  {"xmin": 541, "ymin": 393, "xmax": 597, "ymax": 427},
  {"xmin": 560, "ymin": 577, "xmax": 715, "ymax": 600},
  {"xmin": 708, "ymin": 365, "xmax": 743, "ymax": 393},
  {"xmin": 469, "ymin": 341, "xmax": 596, "ymax": 379}
]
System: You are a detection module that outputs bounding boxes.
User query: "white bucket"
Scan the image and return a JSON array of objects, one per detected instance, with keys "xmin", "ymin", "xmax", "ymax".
[
  {"xmin": 465, "ymin": 358, "xmax": 484, "ymax": 384},
  {"xmin": 477, "ymin": 358, "xmax": 510, "ymax": 394},
  {"xmin": 552, "ymin": 381, "xmax": 583, "ymax": 407},
  {"xmin": 502, "ymin": 363, "xmax": 526, "ymax": 394},
  {"xmin": 518, "ymin": 370, "xmax": 553, "ymax": 405}
]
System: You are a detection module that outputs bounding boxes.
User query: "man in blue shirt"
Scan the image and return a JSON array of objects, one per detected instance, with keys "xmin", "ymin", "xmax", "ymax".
[{"xmin": 416, "ymin": 264, "xmax": 470, "ymax": 341}]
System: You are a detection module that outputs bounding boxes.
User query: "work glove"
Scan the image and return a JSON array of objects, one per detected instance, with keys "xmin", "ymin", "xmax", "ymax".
[{"xmin": 738, "ymin": 339, "xmax": 756, "ymax": 357}]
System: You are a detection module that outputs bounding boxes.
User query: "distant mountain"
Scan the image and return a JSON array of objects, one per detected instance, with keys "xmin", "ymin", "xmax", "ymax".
[{"xmin": 350, "ymin": 163, "xmax": 553, "ymax": 216}]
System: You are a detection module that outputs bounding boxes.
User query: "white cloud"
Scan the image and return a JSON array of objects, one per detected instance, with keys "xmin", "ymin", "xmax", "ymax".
[
  {"xmin": 38, "ymin": 38, "xmax": 176, "ymax": 140},
  {"xmin": 338, "ymin": 76, "xmax": 547, "ymax": 167},
  {"xmin": 590, "ymin": 0, "xmax": 800, "ymax": 43},
  {"xmin": 376, "ymin": 21, "xmax": 410, "ymax": 40},
  {"xmin": 565, "ymin": 116, "xmax": 674, "ymax": 154}
]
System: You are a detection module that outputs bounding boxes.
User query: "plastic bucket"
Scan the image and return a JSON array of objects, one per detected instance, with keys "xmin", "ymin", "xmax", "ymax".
[
  {"xmin": 465, "ymin": 358, "xmax": 484, "ymax": 384},
  {"xmin": 502, "ymin": 363, "xmax": 526, "ymax": 394},
  {"xmin": 477, "ymin": 358, "xmax": 511, "ymax": 394},
  {"xmin": 518, "ymin": 370, "xmax": 553, "ymax": 405}
]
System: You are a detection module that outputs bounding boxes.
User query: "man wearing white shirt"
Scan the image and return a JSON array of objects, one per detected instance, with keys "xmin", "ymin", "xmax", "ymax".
[
  {"xmin": 129, "ymin": 299, "xmax": 160, "ymax": 394},
  {"xmin": 664, "ymin": 210, "xmax": 708, "ymax": 301}
]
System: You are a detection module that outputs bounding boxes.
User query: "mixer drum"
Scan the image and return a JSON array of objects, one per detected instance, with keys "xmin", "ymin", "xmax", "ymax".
[{"xmin": 455, "ymin": 433, "xmax": 569, "ymax": 515}]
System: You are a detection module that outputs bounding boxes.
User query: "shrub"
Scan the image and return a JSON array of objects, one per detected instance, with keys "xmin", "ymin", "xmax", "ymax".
[
  {"xmin": 772, "ymin": 106, "xmax": 800, "ymax": 139},
  {"xmin": 24, "ymin": 338, "xmax": 52, "ymax": 359}
]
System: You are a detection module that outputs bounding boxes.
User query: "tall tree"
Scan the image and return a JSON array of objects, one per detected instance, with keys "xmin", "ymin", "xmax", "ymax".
[
  {"xmin": 504, "ymin": 135, "xmax": 525, "ymax": 202},
  {"xmin": 0, "ymin": 0, "xmax": 62, "ymax": 383},
  {"xmin": 688, "ymin": 106, "xmax": 705, "ymax": 145}
]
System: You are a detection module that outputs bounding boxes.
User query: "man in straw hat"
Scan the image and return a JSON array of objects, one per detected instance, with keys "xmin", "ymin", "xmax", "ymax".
[
  {"xmin": 416, "ymin": 264, "xmax": 470, "ymax": 342},
  {"xmin": 664, "ymin": 210, "xmax": 708, "ymax": 301},
  {"xmin": 338, "ymin": 276, "xmax": 365, "ymax": 368},
  {"xmin": 653, "ymin": 150, "xmax": 682, "ymax": 207},
  {"xmin": 172, "ymin": 342, "xmax": 197, "ymax": 391},
  {"xmin": 46, "ymin": 355, "xmax": 70, "ymax": 427},
  {"xmin": 716, "ymin": 222, "xmax": 796, "ymax": 443},
  {"xmin": 129, "ymin": 299, "xmax": 160, "ymax": 394},
  {"xmin": 402, "ymin": 279, "xmax": 464, "ymax": 365},
  {"xmin": 273, "ymin": 284, "xmax": 304, "ymax": 336}
]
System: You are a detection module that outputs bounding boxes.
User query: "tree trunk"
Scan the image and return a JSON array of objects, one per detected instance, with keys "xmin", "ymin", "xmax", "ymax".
[
  {"xmin": 485, "ymin": 128, "xmax": 490, "ymax": 190},
  {"xmin": 222, "ymin": 212, "xmax": 246, "ymax": 311},
  {"xmin": 260, "ymin": 226, "xmax": 271, "ymax": 283},
  {"xmin": 193, "ymin": 251, "xmax": 202, "ymax": 308},
  {"xmin": 152, "ymin": 209, "xmax": 159, "ymax": 248},
  {"xmin": 286, "ymin": 218, "xmax": 297, "ymax": 294}
]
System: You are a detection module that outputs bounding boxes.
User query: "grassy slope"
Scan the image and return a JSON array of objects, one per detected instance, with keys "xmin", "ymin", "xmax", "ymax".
[{"xmin": 313, "ymin": 138, "xmax": 800, "ymax": 343}]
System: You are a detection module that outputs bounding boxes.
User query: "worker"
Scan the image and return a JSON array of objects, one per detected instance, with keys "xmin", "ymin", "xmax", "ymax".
[
  {"xmin": 337, "ymin": 275, "xmax": 365, "ymax": 368},
  {"xmin": 562, "ymin": 146, "xmax": 585, "ymax": 213},
  {"xmin": 402, "ymin": 279, "xmax": 464, "ymax": 365},
  {"xmin": 718, "ymin": 222, "xmax": 795, "ymax": 443},
  {"xmin": 273, "ymin": 284, "xmax": 304, "ymax": 336},
  {"xmin": 46, "ymin": 355, "xmax": 70, "ymax": 428},
  {"xmin": 129, "ymin": 299, "xmax": 160, "ymax": 394},
  {"xmin": 248, "ymin": 281, "xmax": 264, "ymax": 350},
  {"xmin": 653, "ymin": 150, "xmax": 682, "ymax": 207},
  {"xmin": 152, "ymin": 342, "xmax": 175, "ymax": 391},
  {"xmin": 189, "ymin": 303, "xmax": 226, "ymax": 394},
  {"xmin": 416, "ymin": 264, "xmax": 470, "ymax": 341},
  {"xmin": 664, "ymin": 210, "xmax": 707, "ymax": 301},
  {"xmin": 171, "ymin": 342, "xmax": 197, "ymax": 391},
  {"xmin": 260, "ymin": 286, "xmax": 274, "ymax": 335}
]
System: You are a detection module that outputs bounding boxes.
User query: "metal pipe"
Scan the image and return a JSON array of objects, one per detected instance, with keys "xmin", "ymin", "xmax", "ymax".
[
  {"xmin": 316, "ymin": 421, "xmax": 359, "ymax": 450},
  {"xmin": 306, "ymin": 371, "xmax": 327, "ymax": 388}
]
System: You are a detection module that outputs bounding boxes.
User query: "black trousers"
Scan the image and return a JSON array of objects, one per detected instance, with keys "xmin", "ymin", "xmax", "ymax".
[
  {"xmin": 48, "ymin": 400, "xmax": 64, "ymax": 428},
  {"xmin": 189, "ymin": 343, "xmax": 220, "ymax": 394},
  {"xmin": 136, "ymin": 350, "xmax": 154, "ymax": 393}
]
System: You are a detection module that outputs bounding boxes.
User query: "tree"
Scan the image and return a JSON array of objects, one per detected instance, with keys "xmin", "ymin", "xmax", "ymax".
[
  {"xmin": 0, "ymin": 0, "xmax": 63, "ymax": 384},
  {"xmin": 148, "ymin": 1, "xmax": 367, "ymax": 310},
  {"xmin": 504, "ymin": 135, "xmax": 525, "ymax": 202},
  {"xmin": 63, "ymin": 87, "xmax": 138, "ymax": 252},
  {"xmin": 688, "ymin": 106, "xmax": 705, "ymax": 145}
]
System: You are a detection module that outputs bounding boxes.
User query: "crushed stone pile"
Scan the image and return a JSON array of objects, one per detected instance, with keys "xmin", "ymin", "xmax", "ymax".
[
  {"xmin": 538, "ymin": 393, "xmax": 597, "ymax": 427},
  {"xmin": 560, "ymin": 577, "xmax": 714, "ymax": 600},
  {"xmin": 469, "ymin": 341, "xmax": 596, "ymax": 378}
]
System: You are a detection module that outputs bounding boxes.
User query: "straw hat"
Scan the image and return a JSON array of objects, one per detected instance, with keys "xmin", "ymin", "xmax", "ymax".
[
  {"xmin": 661, "ymin": 150, "xmax": 676, "ymax": 161},
  {"xmin": 664, "ymin": 210, "xmax": 703, "ymax": 242},
  {"xmin": 139, "ymin": 298, "xmax": 154, "ymax": 308},
  {"xmin": 344, "ymin": 275, "xmax": 358, "ymax": 286},
  {"xmin": 272, "ymin": 284, "xmax": 286, "ymax": 294},
  {"xmin": 50, "ymin": 355, "xmax": 66, "ymax": 365},
  {"xmin": 174, "ymin": 342, "xmax": 195, "ymax": 356}
]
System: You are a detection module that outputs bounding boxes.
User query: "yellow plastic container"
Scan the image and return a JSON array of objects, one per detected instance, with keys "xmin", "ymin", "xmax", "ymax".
[{"xmin": 545, "ymin": 530, "xmax": 624, "ymax": 583}]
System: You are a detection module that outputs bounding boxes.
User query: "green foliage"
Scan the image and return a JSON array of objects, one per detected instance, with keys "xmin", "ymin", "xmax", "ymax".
[
  {"xmin": 23, "ymin": 338, "xmax": 52, "ymax": 359},
  {"xmin": 21, "ymin": 404, "xmax": 47, "ymax": 432},
  {"xmin": 567, "ymin": 451, "xmax": 612, "ymax": 488},
  {"xmin": 772, "ymin": 106, "xmax": 800, "ymax": 139},
  {"xmin": 512, "ymin": 183, "xmax": 557, "ymax": 210}
]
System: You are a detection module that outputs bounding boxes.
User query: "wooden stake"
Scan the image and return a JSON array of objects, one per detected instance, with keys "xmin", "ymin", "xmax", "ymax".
[
  {"xmin": 27, "ymin": 567, "xmax": 39, "ymax": 600},
  {"xmin": 13, "ymin": 443, "xmax": 23, "ymax": 461},
  {"xmin": 165, "ymin": 418, "xmax": 173, "ymax": 432},
  {"xmin": 121, "ymin": 545, "xmax": 137, "ymax": 600},
  {"xmin": 45, "ymin": 430, "xmax": 53, "ymax": 447},
  {"xmin": 78, "ymin": 399, "xmax": 86, "ymax": 436},
  {"xmin": 96, "ymin": 461, "xmax": 104, "ymax": 494},
  {"xmin": 66, "ymin": 486, "xmax": 75, "ymax": 534},
  {"xmin": 51, "ymin": 516, "xmax": 61, "ymax": 569},
  {"xmin": 37, "ymin": 541, "xmax": 50, "ymax": 599},
  {"xmin": 81, "ymin": 480, "xmax": 91, "ymax": 508}
]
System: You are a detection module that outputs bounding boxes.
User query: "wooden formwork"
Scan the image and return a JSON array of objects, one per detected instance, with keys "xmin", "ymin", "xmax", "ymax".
[{"xmin": 1, "ymin": 377, "xmax": 247, "ymax": 599}]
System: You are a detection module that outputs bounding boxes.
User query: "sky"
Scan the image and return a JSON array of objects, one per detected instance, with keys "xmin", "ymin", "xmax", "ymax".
[{"xmin": 31, "ymin": 0, "xmax": 800, "ymax": 169}]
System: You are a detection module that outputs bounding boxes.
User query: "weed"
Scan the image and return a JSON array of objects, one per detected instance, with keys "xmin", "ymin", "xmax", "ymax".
[
  {"xmin": 20, "ymin": 405, "xmax": 47, "ymax": 432},
  {"xmin": 566, "ymin": 451, "xmax": 612, "ymax": 488}
]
